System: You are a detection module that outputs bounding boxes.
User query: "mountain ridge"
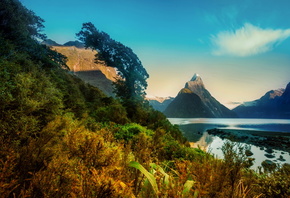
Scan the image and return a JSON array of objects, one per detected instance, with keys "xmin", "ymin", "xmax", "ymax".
[
  {"xmin": 146, "ymin": 96, "xmax": 175, "ymax": 112},
  {"xmin": 233, "ymin": 83, "xmax": 290, "ymax": 118},
  {"xmin": 42, "ymin": 39, "xmax": 85, "ymax": 48}
]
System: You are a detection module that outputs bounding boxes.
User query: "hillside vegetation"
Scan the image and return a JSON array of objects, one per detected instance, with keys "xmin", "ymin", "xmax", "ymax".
[{"xmin": 0, "ymin": 0, "xmax": 290, "ymax": 197}]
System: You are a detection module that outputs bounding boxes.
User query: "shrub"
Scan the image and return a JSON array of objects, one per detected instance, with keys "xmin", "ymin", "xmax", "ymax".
[
  {"xmin": 114, "ymin": 123, "xmax": 153, "ymax": 142},
  {"xmin": 92, "ymin": 104, "xmax": 129, "ymax": 124}
]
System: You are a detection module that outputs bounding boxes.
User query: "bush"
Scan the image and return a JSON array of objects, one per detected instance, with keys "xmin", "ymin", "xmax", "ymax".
[
  {"xmin": 114, "ymin": 123, "xmax": 153, "ymax": 142},
  {"xmin": 92, "ymin": 104, "xmax": 129, "ymax": 124}
]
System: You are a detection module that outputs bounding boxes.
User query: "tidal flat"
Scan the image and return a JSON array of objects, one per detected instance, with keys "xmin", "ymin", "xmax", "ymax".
[{"xmin": 207, "ymin": 128, "xmax": 290, "ymax": 153}]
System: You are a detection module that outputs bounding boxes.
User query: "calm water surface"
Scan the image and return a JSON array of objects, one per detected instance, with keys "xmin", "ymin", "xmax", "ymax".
[
  {"xmin": 168, "ymin": 118, "xmax": 290, "ymax": 169},
  {"xmin": 169, "ymin": 118, "xmax": 290, "ymax": 132}
]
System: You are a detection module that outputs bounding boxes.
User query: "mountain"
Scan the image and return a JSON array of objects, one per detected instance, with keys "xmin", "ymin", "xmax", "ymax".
[
  {"xmin": 52, "ymin": 46, "xmax": 117, "ymax": 96},
  {"xmin": 163, "ymin": 88, "xmax": 213, "ymax": 118},
  {"xmin": 280, "ymin": 82, "xmax": 290, "ymax": 104},
  {"xmin": 42, "ymin": 39, "xmax": 85, "ymax": 48},
  {"xmin": 164, "ymin": 74, "xmax": 237, "ymax": 118},
  {"xmin": 63, "ymin": 40, "xmax": 85, "ymax": 48},
  {"xmin": 146, "ymin": 96, "xmax": 174, "ymax": 112},
  {"xmin": 233, "ymin": 83, "xmax": 290, "ymax": 118},
  {"xmin": 41, "ymin": 39, "xmax": 62, "ymax": 46}
]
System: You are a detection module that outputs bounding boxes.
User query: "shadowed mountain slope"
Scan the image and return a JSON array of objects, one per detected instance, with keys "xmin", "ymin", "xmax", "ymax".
[
  {"xmin": 163, "ymin": 88, "xmax": 213, "ymax": 118},
  {"xmin": 52, "ymin": 46, "xmax": 117, "ymax": 96},
  {"xmin": 164, "ymin": 74, "xmax": 237, "ymax": 118},
  {"xmin": 146, "ymin": 96, "xmax": 174, "ymax": 112},
  {"xmin": 233, "ymin": 82, "xmax": 290, "ymax": 118}
]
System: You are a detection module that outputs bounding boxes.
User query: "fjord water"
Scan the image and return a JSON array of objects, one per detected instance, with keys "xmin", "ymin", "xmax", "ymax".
[
  {"xmin": 169, "ymin": 118, "xmax": 290, "ymax": 133},
  {"xmin": 168, "ymin": 118, "xmax": 290, "ymax": 169}
]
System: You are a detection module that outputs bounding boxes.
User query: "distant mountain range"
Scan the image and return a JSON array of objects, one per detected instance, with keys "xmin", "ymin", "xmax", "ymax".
[
  {"xmin": 41, "ymin": 39, "xmax": 85, "ymax": 48},
  {"xmin": 233, "ymin": 83, "xmax": 290, "ymax": 118},
  {"xmin": 146, "ymin": 96, "xmax": 174, "ymax": 112},
  {"xmin": 163, "ymin": 74, "xmax": 237, "ymax": 118},
  {"xmin": 63, "ymin": 41, "xmax": 85, "ymax": 48},
  {"xmin": 41, "ymin": 39, "xmax": 62, "ymax": 46},
  {"xmin": 42, "ymin": 39, "xmax": 117, "ymax": 96}
]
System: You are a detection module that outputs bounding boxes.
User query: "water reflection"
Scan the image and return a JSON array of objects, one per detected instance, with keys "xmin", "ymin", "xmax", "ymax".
[
  {"xmin": 179, "ymin": 123, "xmax": 226, "ymax": 142},
  {"xmin": 189, "ymin": 132, "xmax": 214, "ymax": 150},
  {"xmin": 171, "ymin": 118, "xmax": 290, "ymax": 169},
  {"xmin": 206, "ymin": 135, "xmax": 290, "ymax": 170}
]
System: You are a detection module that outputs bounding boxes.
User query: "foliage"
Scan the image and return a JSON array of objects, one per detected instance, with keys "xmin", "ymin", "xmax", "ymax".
[
  {"xmin": 76, "ymin": 22, "xmax": 149, "ymax": 101},
  {"xmin": 0, "ymin": 0, "xmax": 46, "ymax": 41},
  {"xmin": 0, "ymin": 0, "xmax": 68, "ymax": 69},
  {"xmin": 129, "ymin": 161, "xmax": 198, "ymax": 198},
  {"xmin": 114, "ymin": 123, "xmax": 153, "ymax": 142},
  {"xmin": 129, "ymin": 161, "xmax": 159, "ymax": 196},
  {"xmin": 257, "ymin": 163, "xmax": 290, "ymax": 197},
  {"xmin": 92, "ymin": 103, "xmax": 129, "ymax": 124}
]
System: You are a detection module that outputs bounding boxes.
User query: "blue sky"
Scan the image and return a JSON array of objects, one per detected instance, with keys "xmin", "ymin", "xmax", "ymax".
[{"xmin": 21, "ymin": 0, "xmax": 290, "ymax": 108}]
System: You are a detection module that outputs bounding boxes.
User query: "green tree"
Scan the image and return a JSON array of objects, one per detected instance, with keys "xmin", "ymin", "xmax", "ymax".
[
  {"xmin": 0, "ymin": 0, "xmax": 46, "ymax": 58},
  {"xmin": 76, "ymin": 22, "xmax": 149, "ymax": 101},
  {"xmin": 0, "ymin": 0, "xmax": 68, "ymax": 69},
  {"xmin": 0, "ymin": 0, "xmax": 46, "ymax": 42}
]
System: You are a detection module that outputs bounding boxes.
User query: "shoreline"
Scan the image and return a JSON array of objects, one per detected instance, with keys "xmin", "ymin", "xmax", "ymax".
[{"xmin": 207, "ymin": 128, "xmax": 290, "ymax": 153}]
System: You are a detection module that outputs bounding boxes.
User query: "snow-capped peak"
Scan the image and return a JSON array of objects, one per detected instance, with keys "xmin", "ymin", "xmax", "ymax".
[
  {"xmin": 190, "ymin": 73, "xmax": 200, "ymax": 81},
  {"xmin": 146, "ymin": 95, "xmax": 174, "ymax": 103}
]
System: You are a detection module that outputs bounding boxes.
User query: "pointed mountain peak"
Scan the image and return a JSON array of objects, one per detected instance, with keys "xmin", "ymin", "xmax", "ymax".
[
  {"xmin": 190, "ymin": 73, "xmax": 200, "ymax": 81},
  {"xmin": 185, "ymin": 73, "xmax": 205, "ymax": 93}
]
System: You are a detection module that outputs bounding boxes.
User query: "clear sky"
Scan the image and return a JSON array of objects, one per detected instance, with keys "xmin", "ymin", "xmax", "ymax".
[{"xmin": 20, "ymin": 0, "xmax": 290, "ymax": 108}]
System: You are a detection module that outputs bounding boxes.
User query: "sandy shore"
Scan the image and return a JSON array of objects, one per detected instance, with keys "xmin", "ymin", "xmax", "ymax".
[{"xmin": 207, "ymin": 128, "xmax": 290, "ymax": 153}]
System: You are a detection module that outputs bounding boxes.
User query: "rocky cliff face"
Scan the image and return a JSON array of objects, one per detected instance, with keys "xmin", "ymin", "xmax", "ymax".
[
  {"xmin": 184, "ymin": 73, "xmax": 205, "ymax": 97},
  {"xmin": 52, "ymin": 45, "xmax": 117, "ymax": 97},
  {"xmin": 233, "ymin": 83, "xmax": 290, "ymax": 118},
  {"xmin": 164, "ymin": 74, "xmax": 237, "ymax": 118},
  {"xmin": 41, "ymin": 39, "xmax": 117, "ymax": 96}
]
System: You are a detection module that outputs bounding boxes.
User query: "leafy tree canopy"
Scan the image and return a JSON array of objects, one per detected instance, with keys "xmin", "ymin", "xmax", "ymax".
[
  {"xmin": 76, "ymin": 22, "xmax": 149, "ymax": 101},
  {"xmin": 0, "ymin": 0, "xmax": 68, "ymax": 69},
  {"xmin": 0, "ymin": 0, "xmax": 46, "ymax": 42}
]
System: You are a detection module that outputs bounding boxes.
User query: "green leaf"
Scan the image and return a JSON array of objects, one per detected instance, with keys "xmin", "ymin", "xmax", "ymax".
[
  {"xmin": 129, "ymin": 161, "xmax": 158, "ymax": 196},
  {"xmin": 193, "ymin": 190, "xmax": 199, "ymax": 198},
  {"xmin": 150, "ymin": 163, "xmax": 170, "ymax": 186},
  {"xmin": 182, "ymin": 180, "xmax": 194, "ymax": 196}
]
